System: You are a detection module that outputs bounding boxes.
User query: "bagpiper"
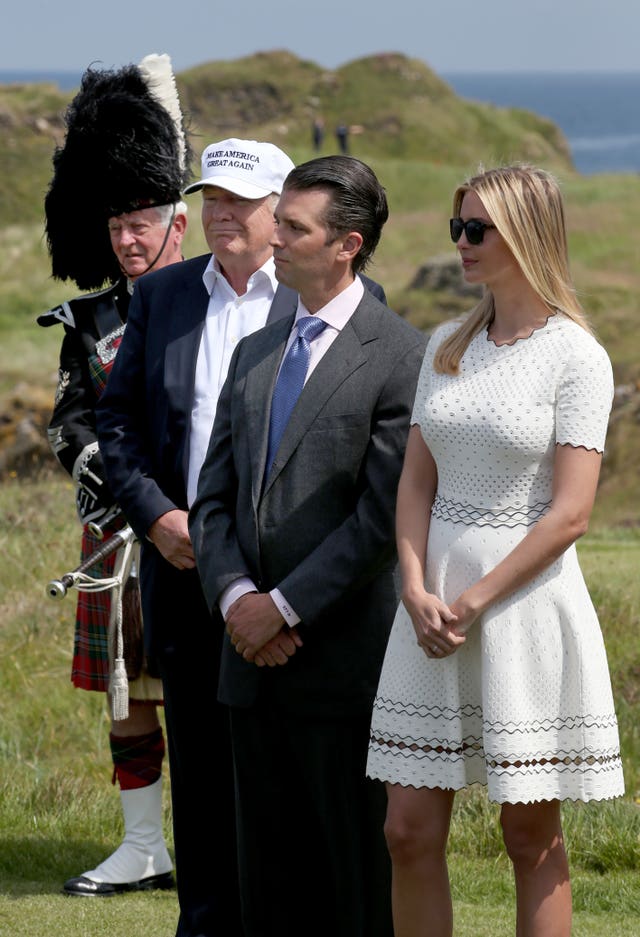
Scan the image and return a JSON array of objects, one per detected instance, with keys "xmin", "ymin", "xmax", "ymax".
[{"xmin": 38, "ymin": 52, "xmax": 191, "ymax": 897}]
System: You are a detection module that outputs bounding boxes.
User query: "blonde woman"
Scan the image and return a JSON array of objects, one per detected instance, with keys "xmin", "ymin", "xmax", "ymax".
[{"xmin": 367, "ymin": 165, "xmax": 624, "ymax": 937}]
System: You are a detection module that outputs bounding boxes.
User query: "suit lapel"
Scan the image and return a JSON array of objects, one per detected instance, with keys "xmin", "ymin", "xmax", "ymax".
[
  {"xmin": 250, "ymin": 285, "xmax": 297, "ymax": 501},
  {"xmin": 243, "ymin": 315, "xmax": 295, "ymax": 509},
  {"xmin": 261, "ymin": 294, "xmax": 381, "ymax": 497},
  {"xmin": 162, "ymin": 258, "xmax": 210, "ymax": 479},
  {"xmin": 267, "ymin": 283, "xmax": 297, "ymax": 325}
]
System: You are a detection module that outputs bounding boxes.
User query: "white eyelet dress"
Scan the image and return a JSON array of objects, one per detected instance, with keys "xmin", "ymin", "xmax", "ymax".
[{"xmin": 367, "ymin": 314, "xmax": 624, "ymax": 804}]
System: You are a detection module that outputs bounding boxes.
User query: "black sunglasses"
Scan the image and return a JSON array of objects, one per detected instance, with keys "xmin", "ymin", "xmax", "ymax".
[{"xmin": 450, "ymin": 217, "xmax": 496, "ymax": 245}]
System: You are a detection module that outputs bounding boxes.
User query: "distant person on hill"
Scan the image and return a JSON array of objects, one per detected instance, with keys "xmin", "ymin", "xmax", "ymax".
[
  {"xmin": 336, "ymin": 122, "xmax": 349, "ymax": 153},
  {"xmin": 367, "ymin": 164, "xmax": 624, "ymax": 937},
  {"xmin": 312, "ymin": 116, "xmax": 325, "ymax": 152},
  {"xmin": 38, "ymin": 54, "xmax": 190, "ymax": 898}
]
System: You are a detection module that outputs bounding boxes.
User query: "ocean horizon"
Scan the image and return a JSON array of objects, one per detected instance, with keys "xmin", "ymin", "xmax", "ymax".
[
  {"xmin": 442, "ymin": 71, "xmax": 640, "ymax": 176},
  {"xmin": 2, "ymin": 68, "xmax": 638, "ymax": 176}
]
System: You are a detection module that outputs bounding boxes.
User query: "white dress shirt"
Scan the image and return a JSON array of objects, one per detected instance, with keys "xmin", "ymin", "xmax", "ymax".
[
  {"xmin": 219, "ymin": 275, "xmax": 365, "ymax": 627},
  {"xmin": 187, "ymin": 255, "xmax": 278, "ymax": 506}
]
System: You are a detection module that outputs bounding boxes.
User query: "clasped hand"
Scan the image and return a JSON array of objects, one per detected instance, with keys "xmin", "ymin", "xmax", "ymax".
[
  {"xmin": 225, "ymin": 592, "xmax": 303, "ymax": 667},
  {"xmin": 404, "ymin": 587, "xmax": 471, "ymax": 659}
]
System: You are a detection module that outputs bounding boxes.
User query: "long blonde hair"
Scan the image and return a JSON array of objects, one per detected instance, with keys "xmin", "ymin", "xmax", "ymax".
[{"xmin": 434, "ymin": 165, "xmax": 591, "ymax": 375}]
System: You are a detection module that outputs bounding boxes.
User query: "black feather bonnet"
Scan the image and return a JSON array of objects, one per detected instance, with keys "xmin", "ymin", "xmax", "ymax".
[{"xmin": 45, "ymin": 53, "xmax": 192, "ymax": 290}]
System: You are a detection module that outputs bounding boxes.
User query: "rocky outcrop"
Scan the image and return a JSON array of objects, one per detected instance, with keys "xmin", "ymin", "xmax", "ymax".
[
  {"xmin": 0, "ymin": 383, "xmax": 57, "ymax": 478},
  {"xmin": 410, "ymin": 254, "xmax": 483, "ymax": 298}
]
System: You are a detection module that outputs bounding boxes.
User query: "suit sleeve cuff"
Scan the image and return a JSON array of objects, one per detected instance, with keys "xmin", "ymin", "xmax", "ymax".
[
  {"xmin": 219, "ymin": 577, "xmax": 258, "ymax": 620},
  {"xmin": 270, "ymin": 588, "xmax": 301, "ymax": 627}
]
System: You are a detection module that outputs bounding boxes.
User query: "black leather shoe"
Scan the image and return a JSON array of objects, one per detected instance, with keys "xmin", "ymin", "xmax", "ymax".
[{"xmin": 63, "ymin": 871, "xmax": 175, "ymax": 897}]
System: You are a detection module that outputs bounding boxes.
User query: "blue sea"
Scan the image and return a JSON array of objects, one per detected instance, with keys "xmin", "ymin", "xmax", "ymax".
[
  {"xmin": 1, "ymin": 69, "xmax": 638, "ymax": 176},
  {"xmin": 443, "ymin": 71, "xmax": 640, "ymax": 176}
]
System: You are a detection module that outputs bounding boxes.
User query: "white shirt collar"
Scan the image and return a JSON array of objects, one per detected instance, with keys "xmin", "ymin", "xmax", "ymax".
[
  {"xmin": 295, "ymin": 275, "xmax": 365, "ymax": 331},
  {"xmin": 202, "ymin": 254, "xmax": 278, "ymax": 298}
]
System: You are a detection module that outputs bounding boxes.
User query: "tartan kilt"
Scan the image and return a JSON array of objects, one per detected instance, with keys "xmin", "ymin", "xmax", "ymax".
[{"xmin": 71, "ymin": 517, "xmax": 162, "ymax": 702}]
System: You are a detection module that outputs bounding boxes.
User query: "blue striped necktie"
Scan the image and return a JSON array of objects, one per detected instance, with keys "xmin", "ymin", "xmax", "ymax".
[{"xmin": 266, "ymin": 316, "xmax": 328, "ymax": 473}]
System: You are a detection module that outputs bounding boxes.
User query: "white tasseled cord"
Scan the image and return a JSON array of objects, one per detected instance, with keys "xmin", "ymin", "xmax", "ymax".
[{"xmin": 108, "ymin": 534, "xmax": 136, "ymax": 721}]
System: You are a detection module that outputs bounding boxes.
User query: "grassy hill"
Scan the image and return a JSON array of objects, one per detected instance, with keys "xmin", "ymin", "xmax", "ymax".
[
  {"xmin": 0, "ymin": 49, "xmax": 638, "ymax": 525},
  {"xmin": 0, "ymin": 50, "xmax": 572, "ymax": 228},
  {"xmin": 177, "ymin": 50, "xmax": 572, "ymax": 169}
]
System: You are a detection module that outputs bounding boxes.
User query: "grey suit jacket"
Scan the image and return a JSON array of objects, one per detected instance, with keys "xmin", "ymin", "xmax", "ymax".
[{"xmin": 189, "ymin": 289, "xmax": 426, "ymax": 715}]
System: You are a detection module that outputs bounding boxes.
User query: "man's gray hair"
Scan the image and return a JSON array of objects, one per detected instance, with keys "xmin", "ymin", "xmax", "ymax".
[{"xmin": 155, "ymin": 201, "xmax": 188, "ymax": 226}]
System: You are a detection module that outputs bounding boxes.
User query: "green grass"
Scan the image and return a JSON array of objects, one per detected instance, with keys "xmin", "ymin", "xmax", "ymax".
[
  {"xmin": 0, "ymin": 477, "xmax": 638, "ymax": 935},
  {"xmin": 1, "ymin": 858, "xmax": 637, "ymax": 937}
]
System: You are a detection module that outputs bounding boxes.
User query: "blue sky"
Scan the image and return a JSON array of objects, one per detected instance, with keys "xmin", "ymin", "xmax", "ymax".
[{"xmin": 3, "ymin": 0, "xmax": 638, "ymax": 74}]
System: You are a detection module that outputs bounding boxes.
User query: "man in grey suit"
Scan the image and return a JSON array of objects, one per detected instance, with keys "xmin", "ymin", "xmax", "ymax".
[{"xmin": 189, "ymin": 156, "xmax": 426, "ymax": 936}]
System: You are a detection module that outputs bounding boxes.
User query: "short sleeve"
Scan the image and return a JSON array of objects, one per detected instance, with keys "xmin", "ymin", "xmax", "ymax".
[
  {"xmin": 410, "ymin": 323, "xmax": 455, "ymax": 426},
  {"xmin": 556, "ymin": 339, "xmax": 613, "ymax": 452},
  {"xmin": 410, "ymin": 345, "xmax": 433, "ymax": 425}
]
